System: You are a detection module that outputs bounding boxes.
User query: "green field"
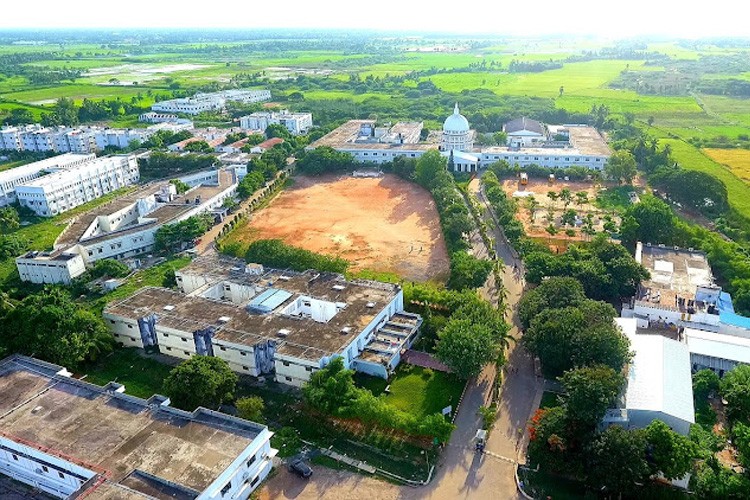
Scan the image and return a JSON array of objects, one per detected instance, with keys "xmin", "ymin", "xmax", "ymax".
[{"xmin": 82, "ymin": 347, "xmax": 173, "ymax": 398}]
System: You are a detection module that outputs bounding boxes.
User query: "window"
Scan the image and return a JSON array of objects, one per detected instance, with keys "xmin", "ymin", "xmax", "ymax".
[
  {"xmin": 250, "ymin": 476, "xmax": 260, "ymax": 487},
  {"xmin": 220, "ymin": 482, "xmax": 232, "ymax": 496},
  {"xmin": 127, "ymin": 324, "xmax": 133, "ymax": 329},
  {"xmin": 240, "ymin": 351, "xmax": 246, "ymax": 357},
  {"xmin": 12, "ymin": 454, "xmax": 18, "ymax": 461},
  {"xmin": 220, "ymin": 346, "xmax": 226, "ymax": 351},
  {"xmin": 282, "ymin": 361, "xmax": 290, "ymax": 367},
  {"xmin": 247, "ymin": 454, "xmax": 257, "ymax": 467},
  {"xmin": 58, "ymin": 472, "xmax": 65, "ymax": 479},
  {"xmin": 184, "ymin": 351, "xmax": 190, "ymax": 356},
  {"xmin": 243, "ymin": 366, "xmax": 249, "ymax": 370},
  {"xmin": 42, "ymin": 466, "xmax": 49, "ymax": 473},
  {"xmin": 113, "ymin": 334, "xmax": 120, "ymax": 338},
  {"xmin": 166, "ymin": 347, "xmax": 172, "ymax": 352},
  {"xmin": 306, "ymin": 366, "xmax": 313, "ymax": 372},
  {"xmin": 181, "ymin": 337, "xmax": 187, "ymax": 342}
]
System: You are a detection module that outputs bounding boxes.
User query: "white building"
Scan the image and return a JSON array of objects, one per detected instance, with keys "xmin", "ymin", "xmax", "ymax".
[
  {"xmin": 15, "ymin": 251, "xmax": 86, "ymax": 284},
  {"xmin": 239, "ymin": 110, "xmax": 313, "ymax": 135},
  {"xmin": 0, "ymin": 354, "xmax": 275, "ymax": 499},
  {"xmin": 139, "ymin": 111, "xmax": 179, "ymax": 123},
  {"xmin": 441, "ymin": 103, "xmax": 474, "ymax": 153},
  {"xmin": 503, "ymin": 116, "xmax": 548, "ymax": 147},
  {"xmin": 103, "ymin": 255, "xmax": 422, "ymax": 387},
  {"xmin": 16, "ymin": 168, "xmax": 239, "ymax": 284},
  {"xmin": 152, "ymin": 89, "xmax": 271, "ymax": 115},
  {"xmin": 16, "ymin": 154, "xmax": 140, "ymax": 217},
  {"xmin": 603, "ymin": 318, "xmax": 695, "ymax": 436},
  {"xmin": 308, "ymin": 108, "xmax": 610, "ymax": 173},
  {"xmin": 0, "ymin": 153, "xmax": 95, "ymax": 206}
]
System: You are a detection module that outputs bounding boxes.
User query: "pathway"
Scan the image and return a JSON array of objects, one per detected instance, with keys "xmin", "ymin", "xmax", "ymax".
[{"xmin": 401, "ymin": 350, "xmax": 451, "ymax": 373}]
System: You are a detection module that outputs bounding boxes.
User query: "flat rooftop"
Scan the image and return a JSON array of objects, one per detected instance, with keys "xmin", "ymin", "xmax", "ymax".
[
  {"xmin": 635, "ymin": 244, "xmax": 716, "ymax": 310},
  {"xmin": 308, "ymin": 120, "xmax": 436, "ymax": 151},
  {"xmin": 106, "ymin": 256, "xmax": 400, "ymax": 361},
  {"xmin": 0, "ymin": 355, "xmax": 266, "ymax": 500},
  {"xmin": 56, "ymin": 169, "xmax": 233, "ymax": 249},
  {"xmin": 482, "ymin": 126, "xmax": 610, "ymax": 157}
]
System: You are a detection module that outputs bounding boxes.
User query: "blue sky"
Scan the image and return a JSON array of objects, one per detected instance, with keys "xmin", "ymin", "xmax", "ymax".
[{"xmin": 2, "ymin": 0, "xmax": 745, "ymax": 38}]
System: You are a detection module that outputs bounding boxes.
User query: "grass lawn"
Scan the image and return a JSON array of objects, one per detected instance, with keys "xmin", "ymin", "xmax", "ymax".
[
  {"xmin": 0, "ymin": 159, "xmax": 33, "ymax": 172},
  {"xmin": 81, "ymin": 347, "xmax": 173, "ymax": 399},
  {"xmin": 357, "ymin": 364, "xmax": 464, "ymax": 420},
  {"xmin": 595, "ymin": 185, "xmax": 637, "ymax": 211}
]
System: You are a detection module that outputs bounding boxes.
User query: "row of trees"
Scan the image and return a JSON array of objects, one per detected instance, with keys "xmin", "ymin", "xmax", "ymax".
[
  {"xmin": 153, "ymin": 213, "xmax": 215, "ymax": 253},
  {"xmin": 137, "ymin": 152, "xmax": 216, "ymax": 180},
  {"xmin": 244, "ymin": 239, "xmax": 349, "ymax": 274}
]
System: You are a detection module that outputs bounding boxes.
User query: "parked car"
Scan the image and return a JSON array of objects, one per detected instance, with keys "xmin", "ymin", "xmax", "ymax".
[{"xmin": 288, "ymin": 458, "xmax": 313, "ymax": 479}]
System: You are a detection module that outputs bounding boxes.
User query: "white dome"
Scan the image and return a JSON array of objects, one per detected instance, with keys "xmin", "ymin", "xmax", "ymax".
[{"xmin": 443, "ymin": 103, "xmax": 470, "ymax": 133}]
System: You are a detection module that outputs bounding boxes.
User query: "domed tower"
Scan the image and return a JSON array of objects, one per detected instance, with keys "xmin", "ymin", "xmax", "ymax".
[{"xmin": 441, "ymin": 103, "xmax": 473, "ymax": 152}]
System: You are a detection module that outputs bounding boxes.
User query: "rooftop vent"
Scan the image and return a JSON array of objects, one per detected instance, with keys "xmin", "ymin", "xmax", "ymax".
[
  {"xmin": 332, "ymin": 284, "xmax": 346, "ymax": 291},
  {"xmin": 31, "ymin": 406, "xmax": 44, "ymax": 415},
  {"xmin": 340, "ymin": 326, "xmax": 352, "ymax": 334},
  {"xmin": 279, "ymin": 276, "xmax": 291, "ymax": 281},
  {"xmin": 277, "ymin": 329, "xmax": 290, "ymax": 337},
  {"xmin": 366, "ymin": 302, "xmax": 376, "ymax": 308},
  {"xmin": 163, "ymin": 305, "xmax": 175, "ymax": 311},
  {"xmin": 218, "ymin": 316, "xmax": 230, "ymax": 323}
]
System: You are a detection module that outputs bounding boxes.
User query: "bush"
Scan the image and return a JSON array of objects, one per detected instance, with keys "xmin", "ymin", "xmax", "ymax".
[
  {"xmin": 163, "ymin": 356, "xmax": 238, "ymax": 411},
  {"xmin": 245, "ymin": 239, "xmax": 348, "ymax": 274}
]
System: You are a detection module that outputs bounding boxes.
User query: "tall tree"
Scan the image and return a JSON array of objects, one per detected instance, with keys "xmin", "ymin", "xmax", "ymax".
[
  {"xmin": 436, "ymin": 318, "xmax": 501, "ymax": 379},
  {"xmin": 560, "ymin": 364, "xmax": 625, "ymax": 428},
  {"xmin": 644, "ymin": 420, "xmax": 699, "ymax": 480},
  {"xmin": 721, "ymin": 364, "xmax": 750, "ymax": 422},
  {"xmin": 415, "ymin": 149, "xmax": 449, "ymax": 191},
  {"xmin": 605, "ymin": 150, "xmax": 638, "ymax": 185},
  {"xmin": 586, "ymin": 426, "xmax": 650, "ymax": 495},
  {"xmin": 302, "ymin": 356, "xmax": 360, "ymax": 415}
]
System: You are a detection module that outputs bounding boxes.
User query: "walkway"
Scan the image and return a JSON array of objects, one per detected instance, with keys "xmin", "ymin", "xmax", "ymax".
[{"xmin": 401, "ymin": 350, "xmax": 451, "ymax": 373}]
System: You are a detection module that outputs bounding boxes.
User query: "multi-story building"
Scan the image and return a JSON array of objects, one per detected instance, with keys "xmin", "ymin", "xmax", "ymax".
[
  {"xmin": 16, "ymin": 168, "xmax": 239, "ymax": 284},
  {"xmin": 307, "ymin": 107, "xmax": 611, "ymax": 173},
  {"xmin": 16, "ymin": 155, "xmax": 140, "ymax": 217},
  {"xmin": 0, "ymin": 354, "xmax": 276, "ymax": 499},
  {"xmin": 103, "ymin": 255, "xmax": 422, "ymax": 387},
  {"xmin": 152, "ymin": 90, "xmax": 271, "ymax": 115},
  {"xmin": 239, "ymin": 110, "xmax": 313, "ymax": 135},
  {"xmin": 0, "ymin": 153, "xmax": 95, "ymax": 206}
]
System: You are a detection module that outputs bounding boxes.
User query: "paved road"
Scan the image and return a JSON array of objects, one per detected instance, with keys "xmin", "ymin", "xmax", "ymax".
[{"xmin": 258, "ymin": 177, "xmax": 541, "ymax": 500}]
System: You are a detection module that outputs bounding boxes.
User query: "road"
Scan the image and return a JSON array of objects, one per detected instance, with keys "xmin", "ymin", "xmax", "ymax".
[{"xmin": 259, "ymin": 178, "xmax": 542, "ymax": 500}]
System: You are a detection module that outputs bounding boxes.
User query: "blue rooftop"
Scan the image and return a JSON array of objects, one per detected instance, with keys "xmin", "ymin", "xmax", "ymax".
[{"xmin": 247, "ymin": 288, "xmax": 292, "ymax": 314}]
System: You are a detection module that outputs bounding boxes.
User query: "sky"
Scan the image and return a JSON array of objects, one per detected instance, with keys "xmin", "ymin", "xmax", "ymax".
[{"xmin": 1, "ymin": 0, "xmax": 746, "ymax": 39}]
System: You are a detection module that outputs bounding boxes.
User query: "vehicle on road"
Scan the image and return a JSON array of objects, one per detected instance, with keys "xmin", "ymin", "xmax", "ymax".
[
  {"xmin": 288, "ymin": 458, "xmax": 313, "ymax": 479},
  {"xmin": 474, "ymin": 429, "xmax": 487, "ymax": 453}
]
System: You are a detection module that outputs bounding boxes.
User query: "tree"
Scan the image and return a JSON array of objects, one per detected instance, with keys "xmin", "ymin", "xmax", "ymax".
[
  {"xmin": 693, "ymin": 369, "xmax": 720, "ymax": 400},
  {"xmin": 518, "ymin": 276, "xmax": 586, "ymax": 329},
  {"xmin": 169, "ymin": 179, "xmax": 191, "ymax": 194},
  {"xmin": 163, "ymin": 356, "xmax": 238, "ymax": 411},
  {"xmin": 236, "ymin": 396, "xmax": 265, "ymax": 423},
  {"xmin": 415, "ymin": 150, "xmax": 448, "ymax": 191},
  {"xmin": 523, "ymin": 300, "xmax": 631, "ymax": 377},
  {"xmin": 5, "ymin": 107, "xmax": 34, "ymax": 125},
  {"xmin": 559, "ymin": 188, "xmax": 573, "ymax": 208},
  {"xmin": 561, "ymin": 208, "xmax": 577, "ymax": 227},
  {"xmin": 154, "ymin": 213, "xmax": 214, "ymax": 253},
  {"xmin": 644, "ymin": 420, "xmax": 699, "ymax": 480},
  {"xmin": 733, "ymin": 422, "xmax": 750, "ymax": 468},
  {"xmin": 575, "ymin": 191, "xmax": 588, "ymax": 207},
  {"xmin": 297, "ymin": 146, "xmax": 354, "ymax": 175},
  {"xmin": 605, "ymin": 150, "xmax": 638, "ymax": 185},
  {"xmin": 0, "ymin": 288, "xmax": 114, "ymax": 368},
  {"xmin": 524, "ymin": 195, "xmax": 540, "ymax": 222},
  {"xmin": 447, "ymin": 251, "xmax": 493, "ymax": 290},
  {"xmin": 302, "ymin": 357, "xmax": 360, "ymax": 415},
  {"xmin": 692, "ymin": 456, "xmax": 750, "ymax": 499},
  {"xmin": 435, "ymin": 318, "xmax": 501, "ymax": 379},
  {"xmin": 587, "ymin": 426, "xmax": 650, "ymax": 495},
  {"xmin": 265, "ymin": 123, "xmax": 292, "ymax": 140},
  {"xmin": 621, "ymin": 195, "xmax": 676, "ymax": 247},
  {"xmin": 560, "ymin": 364, "xmax": 624, "ymax": 428},
  {"xmin": 88, "ymin": 258, "xmax": 130, "ymax": 279},
  {"xmin": 0, "ymin": 206, "xmax": 20, "ymax": 232},
  {"xmin": 237, "ymin": 171, "xmax": 265, "ymax": 199},
  {"xmin": 721, "ymin": 364, "xmax": 750, "ymax": 422},
  {"xmin": 184, "ymin": 140, "xmax": 213, "ymax": 153},
  {"xmin": 527, "ymin": 407, "xmax": 574, "ymax": 474}
]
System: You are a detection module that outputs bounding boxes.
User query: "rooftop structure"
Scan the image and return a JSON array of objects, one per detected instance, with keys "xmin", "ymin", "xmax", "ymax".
[
  {"xmin": 0, "ymin": 355, "xmax": 275, "ymax": 499},
  {"xmin": 103, "ymin": 255, "xmax": 422, "ymax": 387},
  {"xmin": 685, "ymin": 327, "xmax": 750, "ymax": 375},
  {"xmin": 307, "ymin": 107, "xmax": 609, "ymax": 174},
  {"xmin": 0, "ymin": 153, "xmax": 95, "ymax": 206},
  {"xmin": 16, "ymin": 168, "xmax": 238, "ymax": 284},
  {"xmin": 504, "ymin": 116, "xmax": 546, "ymax": 136},
  {"xmin": 603, "ymin": 318, "xmax": 695, "ymax": 435}
]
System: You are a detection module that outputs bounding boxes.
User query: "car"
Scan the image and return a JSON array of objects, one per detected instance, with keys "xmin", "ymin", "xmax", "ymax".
[{"xmin": 288, "ymin": 458, "xmax": 313, "ymax": 479}]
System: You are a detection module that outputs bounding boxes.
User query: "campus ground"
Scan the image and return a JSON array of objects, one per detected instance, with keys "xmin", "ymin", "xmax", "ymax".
[{"xmin": 229, "ymin": 174, "xmax": 450, "ymax": 282}]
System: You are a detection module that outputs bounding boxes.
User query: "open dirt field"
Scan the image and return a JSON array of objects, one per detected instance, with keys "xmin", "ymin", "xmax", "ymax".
[
  {"xmin": 502, "ymin": 177, "xmax": 621, "ymax": 250},
  {"xmin": 233, "ymin": 174, "xmax": 449, "ymax": 282}
]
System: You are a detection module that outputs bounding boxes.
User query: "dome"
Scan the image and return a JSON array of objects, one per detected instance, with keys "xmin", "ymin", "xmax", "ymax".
[{"xmin": 443, "ymin": 103, "xmax": 470, "ymax": 133}]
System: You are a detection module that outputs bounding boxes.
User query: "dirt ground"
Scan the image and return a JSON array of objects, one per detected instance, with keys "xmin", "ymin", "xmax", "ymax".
[
  {"xmin": 236, "ymin": 174, "xmax": 450, "ymax": 282},
  {"xmin": 502, "ymin": 178, "xmax": 620, "ymax": 248}
]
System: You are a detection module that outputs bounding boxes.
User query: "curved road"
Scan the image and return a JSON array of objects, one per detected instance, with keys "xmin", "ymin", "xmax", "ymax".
[{"xmin": 260, "ymin": 178, "xmax": 541, "ymax": 500}]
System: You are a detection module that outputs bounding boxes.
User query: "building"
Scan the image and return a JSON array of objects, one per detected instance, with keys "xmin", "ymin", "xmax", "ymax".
[
  {"xmin": 103, "ymin": 255, "xmax": 422, "ymax": 387},
  {"xmin": 238, "ymin": 110, "xmax": 313, "ymax": 136},
  {"xmin": 307, "ymin": 106, "xmax": 610, "ymax": 173},
  {"xmin": 152, "ymin": 90, "xmax": 272, "ymax": 116},
  {"xmin": 16, "ymin": 154, "xmax": 140, "ymax": 217},
  {"xmin": 250, "ymin": 137, "xmax": 284, "ymax": 154},
  {"xmin": 0, "ymin": 354, "xmax": 275, "ymax": 499},
  {"xmin": 138, "ymin": 111, "xmax": 180, "ymax": 123},
  {"xmin": 603, "ymin": 318, "xmax": 695, "ymax": 436},
  {"xmin": 16, "ymin": 168, "xmax": 238, "ymax": 284},
  {"xmin": 503, "ymin": 117, "xmax": 547, "ymax": 147},
  {"xmin": 0, "ymin": 153, "xmax": 95, "ymax": 206},
  {"xmin": 0, "ymin": 122, "xmax": 194, "ymax": 154}
]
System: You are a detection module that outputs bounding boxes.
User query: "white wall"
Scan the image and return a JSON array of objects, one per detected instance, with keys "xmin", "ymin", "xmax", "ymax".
[{"xmin": 15, "ymin": 254, "xmax": 86, "ymax": 284}]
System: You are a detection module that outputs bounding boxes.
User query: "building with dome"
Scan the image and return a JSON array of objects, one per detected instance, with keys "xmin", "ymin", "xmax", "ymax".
[
  {"xmin": 441, "ymin": 103, "xmax": 474, "ymax": 152},
  {"xmin": 307, "ymin": 105, "xmax": 611, "ymax": 174}
]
